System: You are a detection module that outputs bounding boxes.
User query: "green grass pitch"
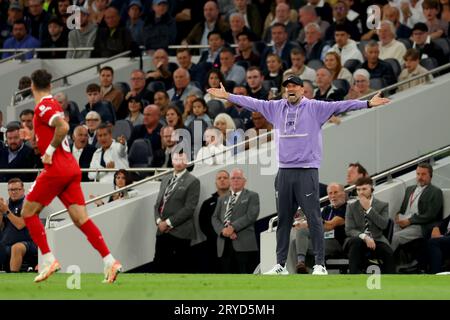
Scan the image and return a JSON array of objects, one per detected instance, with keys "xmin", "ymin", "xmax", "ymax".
[{"xmin": 1, "ymin": 273, "xmax": 450, "ymax": 300}]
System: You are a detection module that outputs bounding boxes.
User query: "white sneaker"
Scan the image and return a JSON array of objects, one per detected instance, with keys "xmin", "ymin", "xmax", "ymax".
[
  {"xmin": 312, "ymin": 264, "xmax": 328, "ymax": 275},
  {"xmin": 34, "ymin": 259, "xmax": 61, "ymax": 283},
  {"xmin": 263, "ymin": 264, "xmax": 289, "ymax": 275},
  {"xmin": 103, "ymin": 260, "xmax": 122, "ymax": 283}
]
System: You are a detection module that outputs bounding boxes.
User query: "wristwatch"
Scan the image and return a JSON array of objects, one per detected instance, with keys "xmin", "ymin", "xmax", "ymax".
[
  {"xmin": 367, "ymin": 100, "xmax": 372, "ymax": 108},
  {"xmin": 2, "ymin": 210, "xmax": 10, "ymax": 218}
]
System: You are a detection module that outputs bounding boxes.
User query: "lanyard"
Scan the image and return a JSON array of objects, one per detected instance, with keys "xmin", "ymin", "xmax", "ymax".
[
  {"xmin": 327, "ymin": 207, "xmax": 334, "ymax": 221},
  {"xmin": 409, "ymin": 187, "xmax": 424, "ymax": 208}
]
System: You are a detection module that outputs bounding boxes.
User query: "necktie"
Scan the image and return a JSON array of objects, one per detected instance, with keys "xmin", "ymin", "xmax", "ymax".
[
  {"xmin": 364, "ymin": 213, "xmax": 371, "ymax": 237},
  {"xmin": 100, "ymin": 148, "xmax": 106, "ymax": 167},
  {"xmin": 224, "ymin": 193, "xmax": 237, "ymax": 225},
  {"xmin": 159, "ymin": 176, "xmax": 177, "ymax": 215}
]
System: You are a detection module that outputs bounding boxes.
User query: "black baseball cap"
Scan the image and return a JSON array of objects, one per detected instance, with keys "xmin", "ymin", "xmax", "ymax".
[
  {"xmin": 412, "ymin": 22, "xmax": 428, "ymax": 33},
  {"xmin": 282, "ymin": 75, "xmax": 303, "ymax": 87}
]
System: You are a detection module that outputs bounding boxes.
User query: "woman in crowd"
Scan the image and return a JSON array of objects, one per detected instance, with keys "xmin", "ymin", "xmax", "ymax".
[
  {"xmin": 125, "ymin": 97, "xmax": 146, "ymax": 127},
  {"xmin": 324, "ymin": 51, "xmax": 353, "ymax": 85}
]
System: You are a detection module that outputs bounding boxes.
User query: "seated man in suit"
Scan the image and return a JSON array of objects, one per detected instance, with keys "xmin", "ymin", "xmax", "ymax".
[
  {"xmin": 71, "ymin": 125, "xmax": 96, "ymax": 182},
  {"xmin": 427, "ymin": 214, "xmax": 450, "ymax": 274},
  {"xmin": 344, "ymin": 177, "xmax": 395, "ymax": 274},
  {"xmin": 392, "ymin": 163, "xmax": 443, "ymax": 262},
  {"xmin": 212, "ymin": 168, "xmax": 260, "ymax": 274},
  {"xmin": 292, "ymin": 182, "xmax": 347, "ymax": 274},
  {"xmin": 153, "ymin": 152, "xmax": 200, "ymax": 273}
]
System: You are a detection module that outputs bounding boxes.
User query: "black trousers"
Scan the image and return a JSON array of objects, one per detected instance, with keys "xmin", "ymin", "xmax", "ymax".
[
  {"xmin": 220, "ymin": 238, "xmax": 258, "ymax": 274},
  {"xmin": 427, "ymin": 235, "xmax": 450, "ymax": 274},
  {"xmin": 346, "ymin": 237, "xmax": 395, "ymax": 274},
  {"xmin": 153, "ymin": 233, "xmax": 191, "ymax": 273}
]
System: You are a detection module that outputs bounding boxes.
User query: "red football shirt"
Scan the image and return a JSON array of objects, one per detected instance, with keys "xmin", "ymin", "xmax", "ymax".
[{"xmin": 34, "ymin": 95, "xmax": 79, "ymax": 173}]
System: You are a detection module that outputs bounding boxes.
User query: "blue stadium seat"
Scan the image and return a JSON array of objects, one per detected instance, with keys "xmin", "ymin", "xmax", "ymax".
[
  {"xmin": 332, "ymin": 79, "xmax": 350, "ymax": 95},
  {"xmin": 385, "ymin": 58, "xmax": 402, "ymax": 78},
  {"xmin": 207, "ymin": 100, "xmax": 225, "ymax": 119},
  {"xmin": 307, "ymin": 59, "xmax": 324, "ymax": 70},
  {"xmin": 370, "ymin": 77, "xmax": 386, "ymax": 90},
  {"xmin": 344, "ymin": 59, "xmax": 362, "ymax": 74},
  {"xmin": 420, "ymin": 57, "xmax": 438, "ymax": 70},
  {"xmin": 112, "ymin": 119, "xmax": 133, "ymax": 140}
]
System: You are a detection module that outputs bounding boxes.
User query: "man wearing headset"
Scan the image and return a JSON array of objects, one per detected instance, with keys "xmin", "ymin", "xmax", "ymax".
[{"xmin": 344, "ymin": 177, "xmax": 395, "ymax": 274}]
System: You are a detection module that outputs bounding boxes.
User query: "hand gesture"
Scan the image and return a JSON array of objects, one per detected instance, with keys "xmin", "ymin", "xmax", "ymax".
[
  {"xmin": 106, "ymin": 161, "xmax": 115, "ymax": 168},
  {"xmin": 230, "ymin": 232, "xmax": 238, "ymax": 240},
  {"xmin": 359, "ymin": 195, "xmax": 371, "ymax": 211},
  {"xmin": 41, "ymin": 153, "xmax": 52, "ymax": 165},
  {"xmin": 207, "ymin": 82, "xmax": 229, "ymax": 100},
  {"xmin": 365, "ymin": 236, "xmax": 376, "ymax": 250},
  {"xmin": 431, "ymin": 227, "xmax": 443, "ymax": 239},
  {"xmin": 369, "ymin": 91, "xmax": 391, "ymax": 107},
  {"xmin": 0, "ymin": 197, "xmax": 8, "ymax": 213},
  {"xmin": 117, "ymin": 135, "xmax": 126, "ymax": 145},
  {"xmin": 397, "ymin": 219, "xmax": 411, "ymax": 229}
]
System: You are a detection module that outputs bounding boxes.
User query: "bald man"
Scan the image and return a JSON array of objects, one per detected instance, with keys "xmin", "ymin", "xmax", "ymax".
[
  {"xmin": 71, "ymin": 125, "xmax": 97, "ymax": 181},
  {"xmin": 167, "ymin": 68, "xmax": 203, "ymax": 103}
]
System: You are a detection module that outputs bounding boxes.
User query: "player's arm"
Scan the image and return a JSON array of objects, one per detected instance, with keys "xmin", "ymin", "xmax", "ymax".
[{"xmin": 42, "ymin": 116, "xmax": 69, "ymax": 164}]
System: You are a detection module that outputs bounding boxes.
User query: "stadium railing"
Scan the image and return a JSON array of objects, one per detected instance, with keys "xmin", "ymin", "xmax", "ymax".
[{"xmin": 0, "ymin": 49, "xmax": 35, "ymax": 64}]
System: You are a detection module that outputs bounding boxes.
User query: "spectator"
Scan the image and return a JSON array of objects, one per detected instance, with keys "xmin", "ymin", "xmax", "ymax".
[
  {"xmin": 327, "ymin": 23, "xmax": 363, "ymax": 65},
  {"xmin": 55, "ymin": 0, "xmax": 71, "ymax": 25},
  {"xmin": 99, "ymin": 66, "xmax": 124, "ymax": 117},
  {"xmin": 264, "ymin": 53, "xmax": 284, "ymax": 90},
  {"xmin": 397, "ymin": 0, "xmax": 426, "ymax": 28},
  {"xmin": 17, "ymin": 76, "xmax": 32, "ymax": 102},
  {"xmin": 383, "ymin": 5, "xmax": 412, "ymax": 39},
  {"xmin": 165, "ymin": 105, "xmax": 185, "ymax": 130},
  {"xmin": 70, "ymin": 125, "xmax": 96, "ymax": 182},
  {"xmin": 325, "ymin": 1, "xmax": 361, "ymax": 41},
  {"xmin": 159, "ymin": 125, "xmax": 176, "ymax": 168},
  {"xmin": 264, "ymin": 0, "xmax": 298, "ymax": 32},
  {"xmin": 260, "ymin": 23, "xmax": 294, "ymax": 70},
  {"xmin": 19, "ymin": 109, "xmax": 34, "ymax": 133},
  {"xmin": 1, "ymin": 2, "xmax": 25, "ymax": 49},
  {"xmin": 91, "ymin": 6, "xmax": 136, "ymax": 58},
  {"xmin": 92, "ymin": 169, "xmax": 135, "ymax": 206},
  {"xmin": 124, "ymin": 96, "xmax": 145, "ymax": 127},
  {"xmin": 81, "ymin": 83, "xmax": 116, "ymax": 125},
  {"xmin": 283, "ymin": 47, "xmax": 316, "ymax": 83},
  {"xmin": 223, "ymin": 12, "xmax": 258, "ymax": 46},
  {"xmin": 88, "ymin": 123, "xmax": 129, "ymax": 183},
  {"xmin": 295, "ymin": 5, "xmax": 330, "ymax": 44},
  {"xmin": 0, "ymin": 125, "xmax": 37, "ymax": 183},
  {"xmin": 153, "ymin": 90, "xmax": 170, "ymax": 119},
  {"xmin": 263, "ymin": 2, "xmax": 297, "ymax": 42},
  {"xmin": 422, "ymin": 0, "xmax": 448, "ymax": 39},
  {"xmin": 54, "ymin": 92, "xmax": 82, "ymax": 133},
  {"xmin": 0, "ymin": 178, "xmax": 37, "ymax": 272},
  {"xmin": 143, "ymin": 0, "xmax": 176, "ymax": 51},
  {"xmin": 378, "ymin": 20, "xmax": 407, "ymax": 65},
  {"xmin": 176, "ymin": 48, "xmax": 203, "ymax": 86},
  {"xmin": 212, "ymin": 168, "xmax": 260, "ymax": 273},
  {"xmin": 66, "ymin": 6, "xmax": 97, "ymax": 58},
  {"xmin": 128, "ymin": 104, "xmax": 163, "ymax": 165},
  {"xmin": 126, "ymin": 69, "xmax": 154, "ymax": 104},
  {"xmin": 146, "ymin": 48, "xmax": 178, "ymax": 91},
  {"xmin": 196, "ymin": 127, "xmax": 226, "ymax": 165},
  {"xmin": 89, "ymin": 0, "xmax": 108, "ymax": 26},
  {"xmin": 345, "ymin": 69, "xmax": 374, "ymax": 99},
  {"xmin": 441, "ymin": 0, "xmax": 450, "ymax": 23},
  {"xmin": 411, "ymin": 22, "xmax": 446, "ymax": 66},
  {"xmin": 0, "ymin": 111, "xmax": 5, "ymax": 142},
  {"xmin": 235, "ymin": 31, "xmax": 260, "ymax": 67},
  {"xmin": 153, "ymin": 152, "xmax": 200, "ymax": 273},
  {"xmin": 361, "ymin": 41, "xmax": 397, "ymax": 86},
  {"xmin": 125, "ymin": 0, "xmax": 144, "ymax": 46},
  {"xmin": 204, "ymin": 69, "xmax": 227, "ymax": 103},
  {"xmin": 397, "ymin": 48, "xmax": 432, "ymax": 92},
  {"xmin": 344, "ymin": 177, "xmax": 395, "ymax": 274},
  {"xmin": 214, "ymin": 113, "xmax": 239, "ymax": 147},
  {"xmin": 245, "ymin": 111, "xmax": 273, "ymax": 149},
  {"xmin": 38, "ymin": 16, "xmax": 67, "ymax": 59},
  {"xmin": 346, "ymin": 162, "xmax": 369, "ymax": 196},
  {"xmin": 84, "ymin": 111, "xmax": 101, "ymax": 147},
  {"xmin": 185, "ymin": 98, "xmax": 213, "ymax": 128},
  {"xmin": 225, "ymin": 85, "xmax": 254, "ymax": 130},
  {"xmin": 194, "ymin": 170, "xmax": 230, "ymax": 273},
  {"xmin": 292, "ymin": 183, "xmax": 347, "ymax": 273},
  {"xmin": 198, "ymin": 30, "xmax": 225, "ymax": 65},
  {"xmin": 227, "ymin": 0, "xmax": 262, "ymax": 38},
  {"xmin": 183, "ymin": 1, "xmax": 229, "ymax": 50},
  {"xmin": 308, "ymin": 0, "xmax": 333, "ymax": 24},
  {"xmin": 301, "ymin": 79, "xmax": 315, "ymax": 99},
  {"xmin": 302, "ymin": 22, "xmax": 330, "ymax": 62},
  {"xmin": 324, "ymin": 51, "xmax": 353, "ymax": 84},
  {"xmin": 427, "ymin": 213, "xmax": 450, "ymax": 273},
  {"xmin": 314, "ymin": 68, "xmax": 345, "ymax": 101},
  {"xmin": 26, "ymin": 0, "xmax": 51, "ymax": 43},
  {"xmin": 392, "ymin": 163, "xmax": 443, "ymax": 254},
  {"xmin": 167, "ymin": 68, "xmax": 203, "ymax": 104},
  {"xmin": 246, "ymin": 67, "xmax": 269, "ymax": 100},
  {"xmin": 219, "ymin": 47, "xmax": 246, "ymax": 86},
  {"xmin": 2, "ymin": 20, "xmax": 40, "ymax": 60}
]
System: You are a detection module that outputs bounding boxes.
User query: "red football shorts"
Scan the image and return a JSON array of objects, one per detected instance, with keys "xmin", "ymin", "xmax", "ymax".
[{"xmin": 26, "ymin": 169, "xmax": 86, "ymax": 208}]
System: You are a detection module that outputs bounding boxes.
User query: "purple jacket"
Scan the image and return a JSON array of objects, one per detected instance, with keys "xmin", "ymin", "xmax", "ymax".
[{"xmin": 228, "ymin": 95, "xmax": 368, "ymax": 168}]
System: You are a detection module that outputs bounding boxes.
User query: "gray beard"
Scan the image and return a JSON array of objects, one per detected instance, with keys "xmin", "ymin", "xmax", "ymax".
[{"xmin": 287, "ymin": 95, "xmax": 300, "ymax": 104}]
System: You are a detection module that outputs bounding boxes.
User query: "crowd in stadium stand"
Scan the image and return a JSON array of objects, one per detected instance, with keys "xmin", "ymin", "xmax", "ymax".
[{"xmin": 1, "ymin": 0, "xmax": 450, "ymax": 273}]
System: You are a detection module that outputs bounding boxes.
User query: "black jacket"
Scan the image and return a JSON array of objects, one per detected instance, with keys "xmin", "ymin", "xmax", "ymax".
[
  {"xmin": 0, "ymin": 143, "xmax": 38, "ymax": 183},
  {"xmin": 143, "ymin": 11, "xmax": 177, "ymax": 50},
  {"xmin": 70, "ymin": 143, "xmax": 96, "ymax": 182}
]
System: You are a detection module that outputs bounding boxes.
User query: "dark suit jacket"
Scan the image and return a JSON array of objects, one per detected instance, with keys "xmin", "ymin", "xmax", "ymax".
[
  {"xmin": 344, "ymin": 198, "xmax": 390, "ymax": 249},
  {"xmin": 154, "ymin": 171, "xmax": 200, "ymax": 240},
  {"xmin": 70, "ymin": 143, "xmax": 96, "ymax": 182},
  {"xmin": 184, "ymin": 19, "xmax": 229, "ymax": 46},
  {"xmin": 260, "ymin": 41, "xmax": 295, "ymax": 71},
  {"xmin": 211, "ymin": 189, "xmax": 260, "ymax": 257},
  {"xmin": 399, "ymin": 184, "xmax": 443, "ymax": 237},
  {"xmin": 0, "ymin": 143, "xmax": 37, "ymax": 183}
]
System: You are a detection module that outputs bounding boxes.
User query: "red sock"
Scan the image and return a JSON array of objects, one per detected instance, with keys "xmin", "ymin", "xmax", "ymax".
[
  {"xmin": 79, "ymin": 219, "xmax": 110, "ymax": 258},
  {"xmin": 24, "ymin": 215, "xmax": 51, "ymax": 255}
]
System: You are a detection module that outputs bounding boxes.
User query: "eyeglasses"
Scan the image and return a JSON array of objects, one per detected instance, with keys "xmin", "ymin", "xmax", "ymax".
[
  {"xmin": 8, "ymin": 188, "xmax": 23, "ymax": 192},
  {"xmin": 354, "ymin": 80, "xmax": 367, "ymax": 84}
]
